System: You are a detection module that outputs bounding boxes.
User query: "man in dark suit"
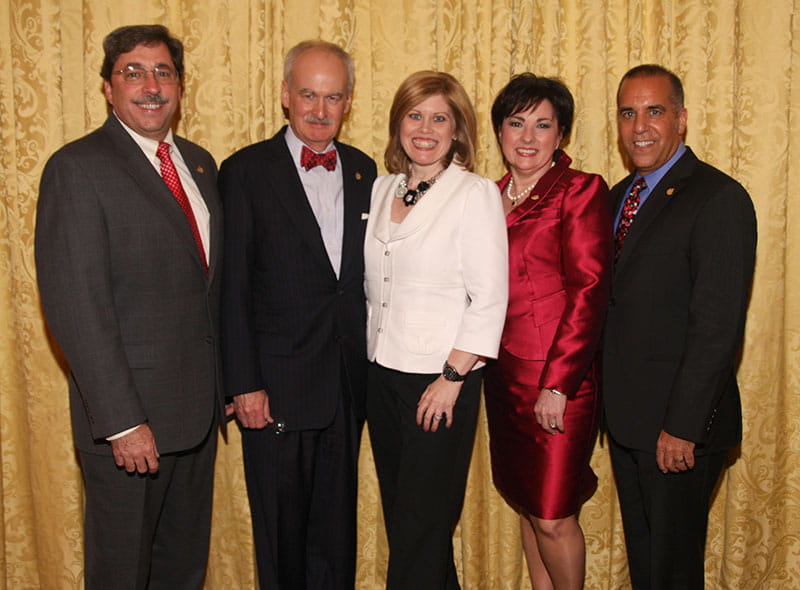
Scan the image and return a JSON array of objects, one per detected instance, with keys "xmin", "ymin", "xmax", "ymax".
[
  {"xmin": 219, "ymin": 40, "xmax": 376, "ymax": 589},
  {"xmin": 603, "ymin": 64, "xmax": 757, "ymax": 589},
  {"xmin": 35, "ymin": 25, "xmax": 223, "ymax": 589}
]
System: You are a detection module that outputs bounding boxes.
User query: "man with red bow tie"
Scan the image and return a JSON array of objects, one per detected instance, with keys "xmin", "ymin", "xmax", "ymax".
[{"xmin": 219, "ymin": 40, "xmax": 376, "ymax": 589}]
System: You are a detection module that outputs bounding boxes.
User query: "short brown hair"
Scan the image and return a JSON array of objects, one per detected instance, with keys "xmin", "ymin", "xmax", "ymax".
[
  {"xmin": 101, "ymin": 25, "xmax": 184, "ymax": 82},
  {"xmin": 384, "ymin": 71, "xmax": 477, "ymax": 174}
]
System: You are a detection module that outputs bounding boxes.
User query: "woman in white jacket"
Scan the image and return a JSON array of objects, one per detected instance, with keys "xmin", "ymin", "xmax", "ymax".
[{"xmin": 364, "ymin": 71, "xmax": 508, "ymax": 590}]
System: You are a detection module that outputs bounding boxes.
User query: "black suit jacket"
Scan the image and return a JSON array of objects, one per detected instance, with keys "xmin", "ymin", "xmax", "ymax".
[
  {"xmin": 603, "ymin": 147, "xmax": 756, "ymax": 453},
  {"xmin": 36, "ymin": 115, "xmax": 224, "ymax": 455},
  {"xmin": 219, "ymin": 127, "xmax": 377, "ymax": 430}
]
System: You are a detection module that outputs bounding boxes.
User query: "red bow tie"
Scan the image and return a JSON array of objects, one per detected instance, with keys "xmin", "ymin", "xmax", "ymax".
[{"xmin": 301, "ymin": 145, "xmax": 337, "ymax": 171}]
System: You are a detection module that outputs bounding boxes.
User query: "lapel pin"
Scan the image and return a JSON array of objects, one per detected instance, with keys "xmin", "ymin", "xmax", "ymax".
[
  {"xmin": 196, "ymin": 165, "xmax": 205, "ymax": 174},
  {"xmin": 531, "ymin": 194, "xmax": 540, "ymax": 200},
  {"xmin": 666, "ymin": 187, "xmax": 675, "ymax": 196},
  {"xmin": 355, "ymin": 172, "xmax": 362, "ymax": 181}
]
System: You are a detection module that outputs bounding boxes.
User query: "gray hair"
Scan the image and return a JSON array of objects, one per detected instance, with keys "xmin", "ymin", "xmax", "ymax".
[{"xmin": 283, "ymin": 40, "xmax": 355, "ymax": 96}]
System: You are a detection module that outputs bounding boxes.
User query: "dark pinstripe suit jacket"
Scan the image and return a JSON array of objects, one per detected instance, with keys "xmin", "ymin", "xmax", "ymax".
[{"xmin": 219, "ymin": 127, "xmax": 377, "ymax": 429}]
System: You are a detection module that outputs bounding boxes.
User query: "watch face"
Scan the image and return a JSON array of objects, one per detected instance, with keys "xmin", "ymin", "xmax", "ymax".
[{"xmin": 443, "ymin": 363, "xmax": 466, "ymax": 381}]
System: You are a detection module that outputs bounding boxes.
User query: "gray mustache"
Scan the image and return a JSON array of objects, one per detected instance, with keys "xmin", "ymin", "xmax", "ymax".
[{"xmin": 304, "ymin": 114, "xmax": 332, "ymax": 125}]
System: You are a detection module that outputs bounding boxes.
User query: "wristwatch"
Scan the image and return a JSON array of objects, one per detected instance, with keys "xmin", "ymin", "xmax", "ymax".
[{"xmin": 442, "ymin": 361, "xmax": 468, "ymax": 382}]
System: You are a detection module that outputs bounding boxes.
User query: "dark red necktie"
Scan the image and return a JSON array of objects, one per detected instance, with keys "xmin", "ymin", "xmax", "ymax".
[
  {"xmin": 156, "ymin": 142, "xmax": 208, "ymax": 274},
  {"xmin": 614, "ymin": 177, "xmax": 647, "ymax": 261},
  {"xmin": 300, "ymin": 145, "xmax": 337, "ymax": 171}
]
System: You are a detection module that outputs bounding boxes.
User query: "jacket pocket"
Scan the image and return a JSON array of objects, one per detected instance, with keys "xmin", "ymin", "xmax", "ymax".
[{"xmin": 401, "ymin": 311, "xmax": 449, "ymax": 356}]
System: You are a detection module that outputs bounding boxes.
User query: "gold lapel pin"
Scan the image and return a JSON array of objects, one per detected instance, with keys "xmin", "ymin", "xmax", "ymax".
[
  {"xmin": 355, "ymin": 172, "xmax": 362, "ymax": 181},
  {"xmin": 666, "ymin": 187, "xmax": 675, "ymax": 196},
  {"xmin": 196, "ymin": 165, "xmax": 205, "ymax": 174},
  {"xmin": 531, "ymin": 194, "xmax": 540, "ymax": 200}
]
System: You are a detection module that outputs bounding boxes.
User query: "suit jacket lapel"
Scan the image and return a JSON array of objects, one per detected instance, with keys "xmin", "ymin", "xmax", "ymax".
[
  {"xmin": 375, "ymin": 164, "xmax": 459, "ymax": 243},
  {"xmin": 177, "ymin": 136, "xmax": 222, "ymax": 282},
  {"xmin": 338, "ymin": 143, "xmax": 370, "ymax": 282},
  {"xmin": 614, "ymin": 148, "xmax": 698, "ymax": 272},
  {"xmin": 102, "ymin": 117, "xmax": 209, "ymax": 276},
  {"xmin": 264, "ymin": 133, "xmax": 337, "ymax": 278},
  {"xmin": 506, "ymin": 150, "xmax": 573, "ymax": 226}
]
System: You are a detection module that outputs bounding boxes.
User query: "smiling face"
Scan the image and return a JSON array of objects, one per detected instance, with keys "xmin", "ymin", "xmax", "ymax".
[
  {"xmin": 498, "ymin": 99, "xmax": 563, "ymax": 186},
  {"xmin": 399, "ymin": 93, "xmax": 456, "ymax": 179},
  {"xmin": 281, "ymin": 48, "xmax": 352, "ymax": 152},
  {"xmin": 103, "ymin": 42, "xmax": 181, "ymax": 141},
  {"xmin": 617, "ymin": 74, "xmax": 687, "ymax": 175}
]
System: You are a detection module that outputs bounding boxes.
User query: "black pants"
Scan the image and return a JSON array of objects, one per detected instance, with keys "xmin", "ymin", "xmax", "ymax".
[
  {"xmin": 609, "ymin": 435, "xmax": 727, "ymax": 590},
  {"xmin": 80, "ymin": 424, "xmax": 217, "ymax": 590},
  {"xmin": 366, "ymin": 363, "xmax": 482, "ymax": 590},
  {"xmin": 242, "ymin": 395, "xmax": 360, "ymax": 590}
]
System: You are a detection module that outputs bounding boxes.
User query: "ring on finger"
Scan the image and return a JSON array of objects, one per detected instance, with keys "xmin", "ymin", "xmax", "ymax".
[{"xmin": 434, "ymin": 414, "xmax": 443, "ymax": 420}]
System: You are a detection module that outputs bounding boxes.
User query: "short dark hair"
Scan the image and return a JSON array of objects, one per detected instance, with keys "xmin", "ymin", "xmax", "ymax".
[
  {"xmin": 100, "ymin": 25, "xmax": 184, "ymax": 82},
  {"xmin": 491, "ymin": 73, "xmax": 575, "ymax": 139},
  {"xmin": 617, "ymin": 64, "xmax": 684, "ymax": 110},
  {"xmin": 384, "ymin": 71, "xmax": 477, "ymax": 174}
]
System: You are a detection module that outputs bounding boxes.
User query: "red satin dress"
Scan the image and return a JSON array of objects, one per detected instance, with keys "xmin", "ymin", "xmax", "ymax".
[{"xmin": 484, "ymin": 151, "xmax": 612, "ymax": 520}]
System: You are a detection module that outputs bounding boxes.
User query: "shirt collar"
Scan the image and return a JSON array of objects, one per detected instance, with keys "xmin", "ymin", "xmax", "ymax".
[
  {"xmin": 636, "ymin": 142, "xmax": 687, "ymax": 190},
  {"xmin": 114, "ymin": 112, "xmax": 176, "ymax": 163},
  {"xmin": 284, "ymin": 125, "xmax": 336, "ymax": 169}
]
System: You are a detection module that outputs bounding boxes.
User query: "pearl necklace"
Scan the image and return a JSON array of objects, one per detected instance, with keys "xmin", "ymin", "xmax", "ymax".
[{"xmin": 505, "ymin": 176, "xmax": 536, "ymax": 207}]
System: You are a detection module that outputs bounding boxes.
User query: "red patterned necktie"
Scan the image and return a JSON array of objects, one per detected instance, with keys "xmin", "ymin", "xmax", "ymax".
[
  {"xmin": 300, "ymin": 145, "xmax": 337, "ymax": 171},
  {"xmin": 614, "ymin": 177, "xmax": 647, "ymax": 261},
  {"xmin": 156, "ymin": 142, "xmax": 208, "ymax": 274}
]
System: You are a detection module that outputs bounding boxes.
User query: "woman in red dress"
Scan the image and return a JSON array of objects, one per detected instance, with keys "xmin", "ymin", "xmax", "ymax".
[{"xmin": 483, "ymin": 74, "xmax": 612, "ymax": 590}]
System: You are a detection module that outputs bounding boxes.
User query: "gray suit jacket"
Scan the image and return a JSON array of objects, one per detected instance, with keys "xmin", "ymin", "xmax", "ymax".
[{"xmin": 36, "ymin": 115, "xmax": 223, "ymax": 455}]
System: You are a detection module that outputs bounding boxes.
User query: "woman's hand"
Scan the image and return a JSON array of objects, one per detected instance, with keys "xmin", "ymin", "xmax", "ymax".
[
  {"xmin": 416, "ymin": 376, "xmax": 463, "ymax": 432},
  {"xmin": 535, "ymin": 387, "xmax": 567, "ymax": 434}
]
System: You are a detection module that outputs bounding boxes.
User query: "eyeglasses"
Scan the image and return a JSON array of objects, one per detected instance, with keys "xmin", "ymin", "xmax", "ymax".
[{"xmin": 113, "ymin": 65, "xmax": 179, "ymax": 85}]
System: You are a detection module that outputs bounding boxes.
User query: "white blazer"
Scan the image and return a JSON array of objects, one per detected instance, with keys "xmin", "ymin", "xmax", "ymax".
[{"xmin": 365, "ymin": 163, "xmax": 508, "ymax": 374}]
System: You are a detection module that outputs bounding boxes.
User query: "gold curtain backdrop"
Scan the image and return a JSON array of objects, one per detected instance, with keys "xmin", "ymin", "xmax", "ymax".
[{"xmin": 1, "ymin": 0, "xmax": 797, "ymax": 588}]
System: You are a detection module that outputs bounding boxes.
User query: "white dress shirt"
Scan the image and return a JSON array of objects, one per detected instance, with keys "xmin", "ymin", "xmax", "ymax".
[
  {"xmin": 116, "ymin": 114, "xmax": 211, "ymax": 262},
  {"xmin": 284, "ymin": 126, "xmax": 344, "ymax": 277}
]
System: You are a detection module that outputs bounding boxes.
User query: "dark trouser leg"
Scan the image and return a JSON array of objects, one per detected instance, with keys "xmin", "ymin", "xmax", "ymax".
[
  {"xmin": 367, "ymin": 364, "xmax": 481, "ymax": 590},
  {"xmin": 242, "ymin": 396, "xmax": 358, "ymax": 590},
  {"xmin": 609, "ymin": 435, "xmax": 726, "ymax": 590},
  {"xmin": 80, "ymin": 425, "xmax": 216, "ymax": 590},
  {"xmin": 148, "ymin": 427, "xmax": 217, "ymax": 590}
]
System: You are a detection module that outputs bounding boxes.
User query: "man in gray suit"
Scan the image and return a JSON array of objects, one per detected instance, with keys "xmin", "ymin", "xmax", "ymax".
[{"xmin": 35, "ymin": 25, "xmax": 223, "ymax": 589}]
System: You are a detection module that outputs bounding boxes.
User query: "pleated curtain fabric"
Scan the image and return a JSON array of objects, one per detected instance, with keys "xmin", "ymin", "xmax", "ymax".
[{"xmin": 1, "ymin": 1, "xmax": 798, "ymax": 588}]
